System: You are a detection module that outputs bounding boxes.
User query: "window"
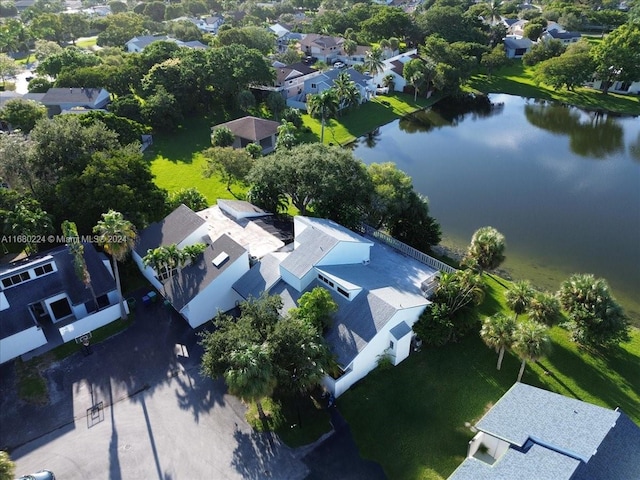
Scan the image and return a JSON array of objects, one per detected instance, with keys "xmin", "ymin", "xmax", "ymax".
[
  {"xmin": 34, "ymin": 263, "xmax": 54, "ymax": 276},
  {"xmin": 337, "ymin": 286, "xmax": 349, "ymax": 299},
  {"xmin": 311, "ymin": 83, "xmax": 317, "ymax": 89},
  {"xmin": 389, "ymin": 340, "xmax": 394, "ymax": 350},
  {"xmin": 1, "ymin": 271, "xmax": 31, "ymax": 288}
]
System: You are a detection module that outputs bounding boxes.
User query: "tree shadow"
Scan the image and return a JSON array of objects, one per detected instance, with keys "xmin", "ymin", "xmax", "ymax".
[
  {"xmin": 173, "ymin": 372, "xmax": 225, "ymax": 423},
  {"xmin": 230, "ymin": 425, "xmax": 281, "ymax": 479}
]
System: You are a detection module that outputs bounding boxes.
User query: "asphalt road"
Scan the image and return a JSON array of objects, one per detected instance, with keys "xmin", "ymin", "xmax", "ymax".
[{"xmin": 2, "ymin": 289, "xmax": 386, "ymax": 480}]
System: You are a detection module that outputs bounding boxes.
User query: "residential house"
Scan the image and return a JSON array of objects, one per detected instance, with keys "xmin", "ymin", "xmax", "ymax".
[
  {"xmin": 39, "ymin": 87, "xmax": 110, "ymax": 116},
  {"xmin": 505, "ymin": 19, "xmax": 528, "ymax": 37},
  {"xmin": 233, "ymin": 216, "xmax": 442, "ymax": 397},
  {"xmin": 125, "ymin": 35, "xmax": 209, "ymax": 53},
  {"xmin": 212, "ymin": 116, "xmax": 281, "ymax": 154},
  {"xmin": 588, "ymin": 78, "xmax": 640, "ymax": 95},
  {"xmin": 542, "ymin": 25, "xmax": 582, "ymax": 44},
  {"xmin": 449, "ymin": 383, "xmax": 640, "ymax": 480},
  {"xmin": 503, "ymin": 37, "xmax": 534, "ymax": 58},
  {"xmin": 133, "ymin": 202, "xmax": 290, "ymax": 328},
  {"xmin": 169, "ymin": 15, "xmax": 224, "ymax": 34},
  {"xmin": 262, "ymin": 61, "xmax": 320, "ymax": 100},
  {"xmin": 370, "ymin": 49, "xmax": 419, "ymax": 92},
  {"xmin": 298, "ymin": 34, "xmax": 345, "ymax": 63},
  {"xmin": 0, "ymin": 244, "xmax": 124, "ymax": 364},
  {"xmin": 288, "ymin": 67, "xmax": 374, "ymax": 111},
  {"xmin": 269, "ymin": 23, "xmax": 305, "ymax": 52}
]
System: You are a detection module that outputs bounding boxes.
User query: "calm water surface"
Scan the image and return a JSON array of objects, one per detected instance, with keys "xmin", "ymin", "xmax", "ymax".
[{"xmin": 353, "ymin": 94, "xmax": 640, "ymax": 321}]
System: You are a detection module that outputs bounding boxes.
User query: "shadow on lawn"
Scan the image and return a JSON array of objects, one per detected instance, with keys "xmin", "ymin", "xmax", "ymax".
[{"xmin": 535, "ymin": 339, "xmax": 640, "ymax": 421}]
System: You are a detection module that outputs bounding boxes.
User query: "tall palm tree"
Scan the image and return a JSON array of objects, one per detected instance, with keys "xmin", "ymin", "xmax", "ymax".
[
  {"xmin": 62, "ymin": 220, "xmax": 98, "ymax": 311},
  {"xmin": 480, "ymin": 313, "xmax": 516, "ymax": 370},
  {"xmin": 512, "ymin": 320, "xmax": 550, "ymax": 382},
  {"xmin": 528, "ymin": 291, "xmax": 561, "ymax": 326},
  {"xmin": 307, "ymin": 88, "xmax": 339, "ymax": 143},
  {"xmin": 224, "ymin": 343, "xmax": 277, "ymax": 423},
  {"xmin": 364, "ymin": 46, "xmax": 385, "ymax": 76},
  {"xmin": 382, "ymin": 74, "xmax": 395, "ymax": 92},
  {"xmin": 333, "ymin": 72, "xmax": 360, "ymax": 113},
  {"xmin": 93, "ymin": 210, "xmax": 137, "ymax": 319},
  {"xmin": 505, "ymin": 280, "xmax": 535, "ymax": 320},
  {"xmin": 343, "ymin": 38, "xmax": 357, "ymax": 57},
  {"xmin": 409, "ymin": 70, "xmax": 425, "ymax": 101},
  {"xmin": 486, "ymin": 0, "xmax": 502, "ymax": 25},
  {"xmin": 142, "ymin": 246, "xmax": 169, "ymax": 293},
  {"xmin": 464, "ymin": 226, "xmax": 506, "ymax": 275}
]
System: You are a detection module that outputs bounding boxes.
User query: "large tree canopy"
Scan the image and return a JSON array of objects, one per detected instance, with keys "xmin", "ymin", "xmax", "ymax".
[
  {"xmin": 248, "ymin": 143, "xmax": 372, "ymax": 227},
  {"xmin": 591, "ymin": 23, "xmax": 640, "ymax": 94}
]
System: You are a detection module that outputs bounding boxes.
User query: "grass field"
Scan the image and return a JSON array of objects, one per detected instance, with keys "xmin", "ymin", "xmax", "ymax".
[
  {"xmin": 466, "ymin": 62, "xmax": 640, "ymax": 115},
  {"xmin": 338, "ymin": 274, "xmax": 640, "ymax": 480},
  {"xmin": 301, "ymin": 92, "xmax": 442, "ymax": 146},
  {"xmin": 147, "ymin": 115, "xmax": 246, "ymax": 203}
]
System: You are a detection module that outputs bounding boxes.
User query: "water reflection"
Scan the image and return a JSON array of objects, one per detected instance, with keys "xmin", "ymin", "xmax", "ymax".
[
  {"xmin": 398, "ymin": 94, "xmax": 501, "ymax": 134},
  {"xmin": 524, "ymin": 104, "xmax": 624, "ymax": 158},
  {"xmin": 630, "ymin": 132, "xmax": 640, "ymax": 162}
]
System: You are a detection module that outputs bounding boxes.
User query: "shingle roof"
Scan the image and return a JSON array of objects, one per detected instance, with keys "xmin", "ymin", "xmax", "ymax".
[
  {"xmin": 135, "ymin": 204, "xmax": 205, "ymax": 256},
  {"xmin": 126, "ymin": 35, "xmax": 172, "ymax": 48},
  {"xmin": 213, "ymin": 116, "xmax": 280, "ymax": 142},
  {"xmin": 275, "ymin": 62, "xmax": 317, "ymax": 84},
  {"xmin": 41, "ymin": 87, "xmax": 108, "ymax": 106},
  {"xmin": 299, "ymin": 34, "xmax": 344, "ymax": 49},
  {"xmin": 0, "ymin": 244, "xmax": 116, "ymax": 339},
  {"xmin": 233, "ymin": 252, "xmax": 288, "ymax": 299},
  {"xmin": 476, "ymin": 383, "xmax": 620, "ymax": 462},
  {"xmin": 547, "ymin": 30, "xmax": 581, "ymax": 39},
  {"xmin": 280, "ymin": 228, "xmax": 339, "ymax": 279},
  {"xmin": 162, "ymin": 234, "xmax": 246, "ymax": 310},
  {"xmin": 320, "ymin": 68, "xmax": 372, "ymax": 88},
  {"xmin": 503, "ymin": 37, "xmax": 534, "ymax": 49}
]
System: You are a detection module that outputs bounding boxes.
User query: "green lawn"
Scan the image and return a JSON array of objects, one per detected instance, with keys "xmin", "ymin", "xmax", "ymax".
[
  {"xmin": 466, "ymin": 62, "xmax": 640, "ymax": 115},
  {"xmin": 339, "ymin": 274, "xmax": 640, "ymax": 480},
  {"xmin": 301, "ymin": 92, "xmax": 442, "ymax": 146},
  {"xmin": 147, "ymin": 115, "xmax": 247, "ymax": 203},
  {"xmin": 76, "ymin": 36, "xmax": 98, "ymax": 49}
]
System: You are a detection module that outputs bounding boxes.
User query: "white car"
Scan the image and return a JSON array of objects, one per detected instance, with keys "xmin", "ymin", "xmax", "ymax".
[{"xmin": 333, "ymin": 61, "xmax": 346, "ymax": 69}]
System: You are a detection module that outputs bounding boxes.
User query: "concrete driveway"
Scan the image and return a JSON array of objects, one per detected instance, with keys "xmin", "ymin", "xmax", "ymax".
[{"xmin": 1, "ymin": 288, "xmax": 385, "ymax": 479}]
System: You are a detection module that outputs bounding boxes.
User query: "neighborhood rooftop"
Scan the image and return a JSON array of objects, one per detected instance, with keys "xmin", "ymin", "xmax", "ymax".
[
  {"xmin": 212, "ymin": 116, "xmax": 280, "ymax": 142},
  {"xmin": 135, "ymin": 204, "xmax": 206, "ymax": 256}
]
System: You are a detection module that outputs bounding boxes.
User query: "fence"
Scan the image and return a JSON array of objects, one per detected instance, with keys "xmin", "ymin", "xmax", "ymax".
[{"xmin": 358, "ymin": 224, "xmax": 456, "ymax": 274}]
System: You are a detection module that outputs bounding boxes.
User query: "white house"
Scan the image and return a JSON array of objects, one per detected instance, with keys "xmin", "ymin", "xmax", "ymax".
[
  {"xmin": 0, "ymin": 244, "xmax": 124, "ymax": 364},
  {"xmin": 133, "ymin": 202, "xmax": 292, "ymax": 328},
  {"xmin": 588, "ymin": 78, "xmax": 640, "ymax": 95},
  {"xmin": 269, "ymin": 23, "xmax": 305, "ymax": 52},
  {"xmin": 503, "ymin": 36, "xmax": 534, "ymax": 59},
  {"xmin": 233, "ymin": 216, "xmax": 440, "ymax": 397},
  {"xmin": 370, "ymin": 49, "xmax": 419, "ymax": 91}
]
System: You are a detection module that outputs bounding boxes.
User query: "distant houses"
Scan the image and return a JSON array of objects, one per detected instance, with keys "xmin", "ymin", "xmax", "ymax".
[
  {"xmin": 212, "ymin": 116, "xmax": 281, "ymax": 155},
  {"xmin": 125, "ymin": 35, "xmax": 210, "ymax": 53}
]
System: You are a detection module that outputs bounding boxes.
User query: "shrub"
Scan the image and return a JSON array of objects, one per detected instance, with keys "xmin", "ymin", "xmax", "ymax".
[{"xmin": 245, "ymin": 397, "xmax": 284, "ymax": 432}]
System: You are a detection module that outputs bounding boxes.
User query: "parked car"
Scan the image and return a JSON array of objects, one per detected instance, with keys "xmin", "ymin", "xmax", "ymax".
[
  {"xmin": 333, "ymin": 61, "xmax": 346, "ymax": 69},
  {"xmin": 16, "ymin": 470, "xmax": 56, "ymax": 480}
]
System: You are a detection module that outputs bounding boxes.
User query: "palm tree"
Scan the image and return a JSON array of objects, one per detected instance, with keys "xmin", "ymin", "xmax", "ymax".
[
  {"xmin": 62, "ymin": 220, "xmax": 98, "ymax": 311},
  {"xmin": 486, "ymin": 0, "xmax": 502, "ymax": 25},
  {"xmin": 142, "ymin": 247, "xmax": 169, "ymax": 292},
  {"xmin": 512, "ymin": 320, "xmax": 550, "ymax": 382},
  {"xmin": 505, "ymin": 280, "xmax": 535, "ymax": 320},
  {"xmin": 364, "ymin": 46, "xmax": 385, "ymax": 76},
  {"xmin": 409, "ymin": 70, "xmax": 425, "ymax": 101},
  {"xmin": 480, "ymin": 313, "xmax": 516, "ymax": 370},
  {"xmin": 464, "ymin": 226, "xmax": 506, "ymax": 275},
  {"xmin": 224, "ymin": 343, "xmax": 277, "ymax": 423},
  {"xmin": 332, "ymin": 72, "xmax": 360, "ymax": 113},
  {"xmin": 343, "ymin": 39, "xmax": 357, "ymax": 57},
  {"xmin": 382, "ymin": 74, "xmax": 395, "ymax": 92},
  {"xmin": 93, "ymin": 210, "xmax": 137, "ymax": 319},
  {"xmin": 388, "ymin": 37, "xmax": 400, "ymax": 52},
  {"xmin": 276, "ymin": 119, "xmax": 297, "ymax": 149},
  {"xmin": 307, "ymin": 88, "xmax": 339, "ymax": 143},
  {"xmin": 528, "ymin": 291, "xmax": 561, "ymax": 326},
  {"xmin": 181, "ymin": 243, "xmax": 206, "ymax": 265}
]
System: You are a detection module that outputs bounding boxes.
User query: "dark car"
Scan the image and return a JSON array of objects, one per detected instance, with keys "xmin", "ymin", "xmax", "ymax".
[{"xmin": 16, "ymin": 470, "xmax": 55, "ymax": 480}]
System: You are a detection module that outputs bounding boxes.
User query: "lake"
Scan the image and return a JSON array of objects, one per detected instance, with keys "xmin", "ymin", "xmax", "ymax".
[{"xmin": 352, "ymin": 93, "xmax": 640, "ymax": 323}]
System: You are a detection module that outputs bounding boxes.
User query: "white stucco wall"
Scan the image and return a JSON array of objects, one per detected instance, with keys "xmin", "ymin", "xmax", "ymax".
[
  {"xmin": 132, "ymin": 252, "xmax": 164, "ymax": 291},
  {"xmin": 58, "ymin": 302, "xmax": 125, "ymax": 343},
  {"xmin": 181, "ymin": 252, "xmax": 249, "ymax": 328},
  {"xmin": 326, "ymin": 303, "xmax": 427, "ymax": 397},
  {"xmin": 316, "ymin": 241, "xmax": 371, "ymax": 267},
  {"xmin": 279, "ymin": 265, "xmax": 303, "ymax": 292},
  {"xmin": 179, "ymin": 223, "xmax": 210, "ymax": 248},
  {"xmin": 0, "ymin": 327, "xmax": 47, "ymax": 364}
]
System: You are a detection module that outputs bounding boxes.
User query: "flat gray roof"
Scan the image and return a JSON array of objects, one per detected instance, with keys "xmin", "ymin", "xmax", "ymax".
[{"xmin": 233, "ymin": 252, "xmax": 288, "ymax": 300}]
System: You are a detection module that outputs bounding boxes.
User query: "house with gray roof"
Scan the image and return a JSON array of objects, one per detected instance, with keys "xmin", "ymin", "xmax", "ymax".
[
  {"xmin": 542, "ymin": 27, "xmax": 582, "ymax": 44},
  {"xmin": 125, "ymin": 35, "xmax": 210, "ymax": 53},
  {"xmin": 40, "ymin": 87, "xmax": 110, "ymax": 116},
  {"xmin": 289, "ymin": 67, "xmax": 374, "ymax": 111},
  {"xmin": 449, "ymin": 382, "xmax": 640, "ymax": 480},
  {"xmin": 233, "ymin": 215, "xmax": 438, "ymax": 397},
  {"xmin": 370, "ymin": 49, "xmax": 419, "ymax": 92},
  {"xmin": 503, "ymin": 36, "xmax": 534, "ymax": 58},
  {"xmin": 0, "ymin": 243, "xmax": 123, "ymax": 363},
  {"xmin": 298, "ymin": 34, "xmax": 345, "ymax": 63},
  {"xmin": 133, "ymin": 202, "xmax": 291, "ymax": 328},
  {"xmin": 212, "ymin": 116, "xmax": 280, "ymax": 154}
]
